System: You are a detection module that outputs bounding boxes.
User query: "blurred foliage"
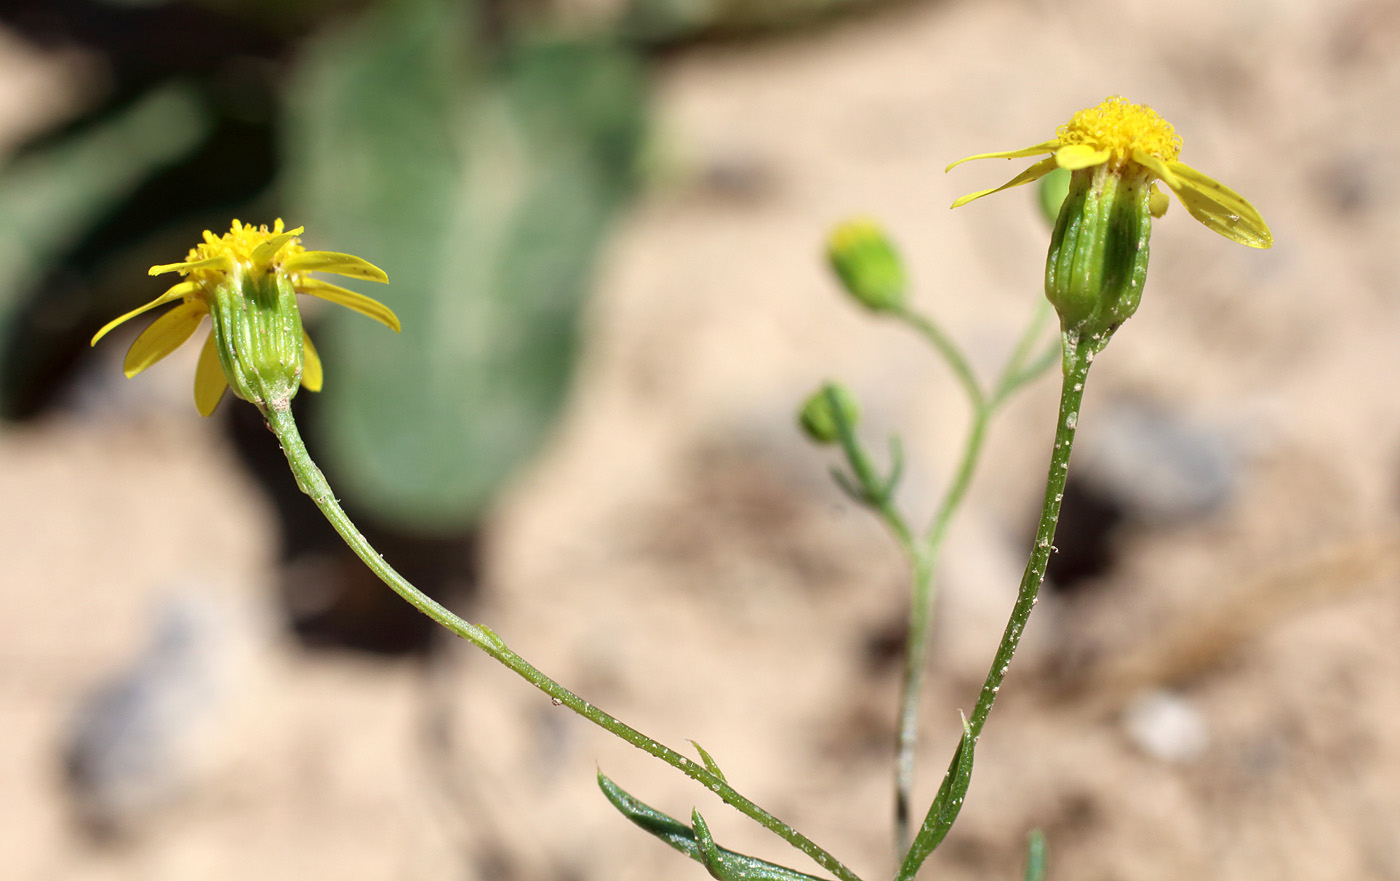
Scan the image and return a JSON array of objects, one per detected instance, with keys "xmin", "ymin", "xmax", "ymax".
[
  {"xmin": 0, "ymin": 0, "xmax": 647, "ymax": 535},
  {"xmin": 286, "ymin": 0, "xmax": 646, "ymax": 531},
  {"xmin": 620, "ymin": 0, "xmax": 911, "ymax": 44},
  {"xmin": 0, "ymin": 0, "xmax": 904, "ymax": 527},
  {"xmin": 0, "ymin": 85, "xmax": 207, "ymax": 355}
]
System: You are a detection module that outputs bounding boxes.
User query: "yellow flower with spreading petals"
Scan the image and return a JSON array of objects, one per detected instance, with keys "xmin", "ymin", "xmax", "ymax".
[
  {"xmin": 91, "ymin": 219, "xmax": 398, "ymax": 416},
  {"xmin": 947, "ymin": 96, "xmax": 1271, "ymax": 249}
]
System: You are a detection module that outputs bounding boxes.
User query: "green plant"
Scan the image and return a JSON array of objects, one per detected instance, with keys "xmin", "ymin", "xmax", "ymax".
[{"xmin": 90, "ymin": 95, "xmax": 1270, "ymax": 879}]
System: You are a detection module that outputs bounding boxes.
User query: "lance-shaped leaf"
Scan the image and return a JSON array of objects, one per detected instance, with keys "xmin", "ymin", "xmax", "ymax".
[
  {"xmin": 896, "ymin": 715, "xmax": 976, "ymax": 881},
  {"xmin": 689, "ymin": 740, "xmax": 728, "ymax": 784},
  {"xmin": 597, "ymin": 772, "xmax": 829, "ymax": 881}
]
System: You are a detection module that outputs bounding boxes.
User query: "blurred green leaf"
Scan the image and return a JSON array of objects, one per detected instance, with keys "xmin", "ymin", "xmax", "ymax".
[
  {"xmin": 598, "ymin": 772, "xmax": 829, "ymax": 881},
  {"xmin": 622, "ymin": 0, "xmax": 903, "ymax": 44},
  {"xmin": 896, "ymin": 715, "xmax": 976, "ymax": 881},
  {"xmin": 285, "ymin": 0, "xmax": 646, "ymax": 531},
  {"xmin": 0, "ymin": 85, "xmax": 207, "ymax": 341}
]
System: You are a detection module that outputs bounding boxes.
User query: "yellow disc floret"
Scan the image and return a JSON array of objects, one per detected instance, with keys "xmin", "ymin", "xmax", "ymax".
[
  {"xmin": 1057, "ymin": 96, "xmax": 1182, "ymax": 165},
  {"xmin": 172, "ymin": 218, "xmax": 307, "ymax": 287}
]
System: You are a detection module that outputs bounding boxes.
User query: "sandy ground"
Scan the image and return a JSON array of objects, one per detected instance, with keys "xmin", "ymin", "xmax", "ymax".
[{"xmin": 6, "ymin": 0, "xmax": 1400, "ymax": 879}]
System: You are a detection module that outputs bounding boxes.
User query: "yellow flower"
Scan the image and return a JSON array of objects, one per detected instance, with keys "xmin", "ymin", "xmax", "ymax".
[
  {"xmin": 91, "ymin": 219, "xmax": 398, "ymax": 416},
  {"xmin": 947, "ymin": 96, "xmax": 1272, "ymax": 249}
]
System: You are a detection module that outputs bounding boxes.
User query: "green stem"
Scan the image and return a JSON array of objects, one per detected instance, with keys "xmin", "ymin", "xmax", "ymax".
[
  {"xmin": 891, "ymin": 331, "xmax": 1092, "ymax": 881},
  {"xmin": 991, "ymin": 300, "xmax": 1052, "ymax": 398},
  {"xmin": 261, "ymin": 404, "xmax": 863, "ymax": 881},
  {"xmin": 965, "ymin": 331, "xmax": 1092, "ymax": 742},
  {"xmin": 891, "ymin": 301, "xmax": 1056, "ymax": 853},
  {"xmin": 893, "ymin": 306, "xmax": 983, "ymax": 409},
  {"xmin": 892, "ymin": 402, "xmax": 988, "ymax": 851},
  {"xmin": 891, "ymin": 549, "xmax": 931, "ymax": 852}
]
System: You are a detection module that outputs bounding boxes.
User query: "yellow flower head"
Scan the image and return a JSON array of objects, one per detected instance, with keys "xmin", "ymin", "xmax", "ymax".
[
  {"xmin": 947, "ymin": 96, "xmax": 1271, "ymax": 249},
  {"xmin": 92, "ymin": 219, "xmax": 399, "ymax": 416}
]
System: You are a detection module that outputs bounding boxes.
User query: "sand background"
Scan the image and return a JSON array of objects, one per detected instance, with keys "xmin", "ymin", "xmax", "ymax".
[{"xmin": 5, "ymin": 0, "xmax": 1400, "ymax": 879}]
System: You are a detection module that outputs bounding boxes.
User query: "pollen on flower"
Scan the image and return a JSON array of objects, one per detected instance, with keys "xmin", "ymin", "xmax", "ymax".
[
  {"xmin": 1057, "ymin": 96, "xmax": 1182, "ymax": 164},
  {"xmin": 179, "ymin": 219, "xmax": 305, "ymax": 284}
]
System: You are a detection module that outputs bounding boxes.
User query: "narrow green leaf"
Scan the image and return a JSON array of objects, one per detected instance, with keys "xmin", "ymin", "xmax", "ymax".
[
  {"xmin": 597, "ymin": 772, "xmax": 830, "ymax": 881},
  {"xmin": 829, "ymin": 467, "xmax": 865, "ymax": 505},
  {"xmin": 691, "ymin": 810, "xmax": 727, "ymax": 879},
  {"xmin": 689, "ymin": 740, "xmax": 728, "ymax": 784},
  {"xmin": 896, "ymin": 715, "xmax": 977, "ymax": 881},
  {"xmin": 879, "ymin": 435, "xmax": 905, "ymax": 501}
]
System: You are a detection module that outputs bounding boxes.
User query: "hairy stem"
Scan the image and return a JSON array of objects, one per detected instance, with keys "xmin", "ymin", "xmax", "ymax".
[
  {"xmin": 893, "ymin": 330, "xmax": 1092, "ymax": 881},
  {"xmin": 966, "ymin": 331, "xmax": 1092, "ymax": 741}
]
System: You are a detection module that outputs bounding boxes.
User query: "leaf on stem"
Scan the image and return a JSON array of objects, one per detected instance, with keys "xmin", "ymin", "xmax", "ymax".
[
  {"xmin": 829, "ymin": 466, "xmax": 866, "ymax": 505},
  {"xmin": 878, "ymin": 435, "xmax": 905, "ymax": 502},
  {"xmin": 896, "ymin": 714, "xmax": 977, "ymax": 881},
  {"xmin": 689, "ymin": 740, "xmax": 728, "ymax": 783},
  {"xmin": 597, "ymin": 772, "xmax": 830, "ymax": 881}
]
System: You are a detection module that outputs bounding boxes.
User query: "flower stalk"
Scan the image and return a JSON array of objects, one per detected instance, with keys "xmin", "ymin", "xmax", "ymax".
[
  {"xmin": 966, "ymin": 330, "xmax": 1092, "ymax": 741},
  {"xmin": 261, "ymin": 404, "xmax": 864, "ymax": 881},
  {"xmin": 92, "ymin": 88, "xmax": 1275, "ymax": 876}
]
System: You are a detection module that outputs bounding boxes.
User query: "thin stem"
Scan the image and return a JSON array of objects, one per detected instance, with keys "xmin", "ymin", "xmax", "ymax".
[
  {"xmin": 892, "ymin": 402, "xmax": 989, "ymax": 851},
  {"xmin": 891, "ymin": 301, "xmax": 1055, "ymax": 853},
  {"xmin": 965, "ymin": 331, "xmax": 1092, "ymax": 741},
  {"xmin": 828, "ymin": 387, "xmax": 915, "ymax": 553},
  {"xmin": 892, "ymin": 306, "xmax": 983, "ymax": 409},
  {"xmin": 991, "ymin": 299, "xmax": 1053, "ymax": 399},
  {"xmin": 891, "ymin": 331, "xmax": 1092, "ymax": 881},
  {"xmin": 261, "ymin": 404, "xmax": 864, "ymax": 881},
  {"xmin": 891, "ymin": 549, "xmax": 931, "ymax": 852}
]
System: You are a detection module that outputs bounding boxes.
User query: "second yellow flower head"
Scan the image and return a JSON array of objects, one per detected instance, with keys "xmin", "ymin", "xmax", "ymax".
[{"xmin": 947, "ymin": 96, "xmax": 1271, "ymax": 249}]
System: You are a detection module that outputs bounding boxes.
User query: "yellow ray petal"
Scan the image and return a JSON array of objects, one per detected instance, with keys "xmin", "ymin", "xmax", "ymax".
[
  {"xmin": 301, "ymin": 332, "xmax": 324, "ymax": 392},
  {"xmin": 149, "ymin": 253, "xmax": 232, "ymax": 277},
  {"xmin": 945, "ymin": 140, "xmax": 1059, "ymax": 173},
  {"xmin": 251, "ymin": 228, "xmax": 305, "ymax": 266},
  {"xmin": 282, "ymin": 250, "xmax": 389, "ymax": 283},
  {"xmin": 1054, "ymin": 143, "xmax": 1111, "ymax": 170},
  {"xmin": 297, "ymin": 278, "xmax": 401, "ymax": 332},
  {"xmin": 193, "ymin": 331, "xmax": 228, "ymax": 417},
  {"xmin": 1161, "ymin": 160, "xmax": 1273, "ymax": 249},
  {"xmin": 950, "ymin": 156, "xmax": 1060, "ymax": 209},
  {"xmin": 1131, "ymin": 150, "xmax": 1182, "ymax": 190},
  {"xmin": 90, "ymin": 281, "xmax": 200, "ymax": 346},
  {"xmin": 122, "ymin": 300, "xmax": 207, "ymax": 377}
]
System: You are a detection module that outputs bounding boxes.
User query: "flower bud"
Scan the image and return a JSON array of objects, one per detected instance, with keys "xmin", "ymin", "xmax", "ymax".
[
  {"xmin": 798, "ymin": 383, "xmax": 860, "ymax": 444},
  {"xmin": 826, "ymin": 218, "xmax": 906, "ymax": 312},
  {"xmin": 207, "ymin": 267, "xmax": 306, "ymax": 412},
  {"xmin": 1044, "ymin": 163, "xmax": 1154, "ymax": 350}
]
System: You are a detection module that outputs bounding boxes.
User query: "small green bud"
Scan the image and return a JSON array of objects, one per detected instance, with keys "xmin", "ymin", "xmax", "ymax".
[
  {"xmin": 207, "ymin": 268, "xmax": 306, "ymax": 412},
  {"xmin": 826, "ymin": 218, "xmax": 906, "ymax": 312},
  {"xmin": 799, "ymin": 383, "xmax": 860, "ymax": 444},
  {"xmin": 1044, "ymin": 163, "xmax": 1154, "ymax": 351}
]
